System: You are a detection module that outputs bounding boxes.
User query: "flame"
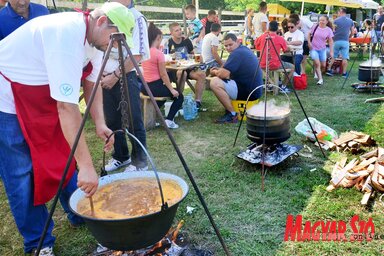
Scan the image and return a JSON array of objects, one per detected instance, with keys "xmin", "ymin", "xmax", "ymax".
[{"xmin": 171, "ymin": 220, "xmax": 184, "ymax": 241}]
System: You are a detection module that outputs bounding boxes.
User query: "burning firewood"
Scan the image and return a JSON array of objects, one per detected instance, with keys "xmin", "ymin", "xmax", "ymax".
[{"xmin": 327, "ymin": 148, "xmax": 384, "ymax": 205}]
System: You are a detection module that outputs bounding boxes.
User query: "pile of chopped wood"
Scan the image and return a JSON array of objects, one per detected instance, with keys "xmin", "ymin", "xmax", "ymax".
[
  {"xmin": 326, "ymin": 148, "xmax": 384, "ymax": 205},
  {"xmin": 317, "ymin": 131, "xmax": 375, "ymax": 153}
]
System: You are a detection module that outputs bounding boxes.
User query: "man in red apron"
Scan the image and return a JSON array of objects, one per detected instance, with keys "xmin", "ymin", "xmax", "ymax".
[{"xmin": 0, "ymin": 2, "xmax": 134, "ymax": 255}]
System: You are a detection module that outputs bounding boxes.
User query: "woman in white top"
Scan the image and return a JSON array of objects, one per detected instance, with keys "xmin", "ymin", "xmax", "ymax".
[{"xmin": 283, "ymin": 19, "xmax": 304, "ymax": 74}]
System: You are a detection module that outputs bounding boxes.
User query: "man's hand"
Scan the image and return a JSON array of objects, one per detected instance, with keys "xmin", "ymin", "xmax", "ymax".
[
  {"xmin": 100, "ymin": 73, "xmax": 119, "ymax": 90},
  {"xmin": 77, "ymin": 167, "xmax": 99, "ymax": 197},
  {"xmin": 95, "ymin": 124, "xmax": 114, "ymax": 152}
]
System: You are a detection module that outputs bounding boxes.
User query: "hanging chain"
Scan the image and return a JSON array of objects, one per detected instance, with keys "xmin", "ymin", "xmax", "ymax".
[{"xmin": 117, "ymin": 46, "xmax": 129, "ymax": 131}]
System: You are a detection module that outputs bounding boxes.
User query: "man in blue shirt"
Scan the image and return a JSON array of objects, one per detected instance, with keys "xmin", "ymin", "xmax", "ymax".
[
  {"xmin": 0, "ymin": 0, "xmax": 49, "ymax": 40},
  {"xmin": 327, "ymin": 7, "xmax": 353, "ymax": 78},
  {"xmin": 210, "ymin": 33, "xmax": 263, "ymax": 124}
]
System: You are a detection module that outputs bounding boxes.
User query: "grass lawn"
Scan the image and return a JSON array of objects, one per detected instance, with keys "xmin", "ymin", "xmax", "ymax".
[{"xmin": 1, "ymin": 54, "xmax": 384, "ymax": 255}]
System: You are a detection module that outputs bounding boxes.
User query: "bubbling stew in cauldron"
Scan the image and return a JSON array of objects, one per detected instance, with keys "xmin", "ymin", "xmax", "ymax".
[{"xmin": 77, "ymin": 178, "xmax": 183, "ymax": 219}]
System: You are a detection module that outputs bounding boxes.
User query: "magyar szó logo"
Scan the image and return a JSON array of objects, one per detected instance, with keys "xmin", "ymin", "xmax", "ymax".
[
  {"xmin": 60, "ymin": 83, "xmax": 73, "ymax": 96},
  {"xmin": 284, "ymin": 214, "xmax": 377, "ymax": 242}
]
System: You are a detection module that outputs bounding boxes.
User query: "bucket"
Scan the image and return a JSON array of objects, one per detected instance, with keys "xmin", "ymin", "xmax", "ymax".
[{"xmin": 231, "ymin": 100, "xmax": 259, "ymax": 120}]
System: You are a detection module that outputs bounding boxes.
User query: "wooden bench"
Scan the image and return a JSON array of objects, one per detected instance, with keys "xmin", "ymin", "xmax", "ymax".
[{"xmin": 140, "ymin": 93, "xmax": 170, "ymax": 130}]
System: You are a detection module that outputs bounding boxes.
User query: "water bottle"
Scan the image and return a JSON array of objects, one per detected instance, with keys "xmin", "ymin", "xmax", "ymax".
[
  {"xmin": 163, "ymin": 40, "xmax": 169, "ymax": 55},
  {"xmin": 183, "ymin": 94, "xmax": 197, "ymax": 121}
]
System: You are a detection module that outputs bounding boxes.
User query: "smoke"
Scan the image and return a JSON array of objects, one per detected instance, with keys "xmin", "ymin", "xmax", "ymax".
[
  {"xmin": 248, "ymin": 99, "xmax": 290, "ymax": 117},
  {"xmin": 360, "ymin": 57, "xmax": 381, "ymax": 67}
]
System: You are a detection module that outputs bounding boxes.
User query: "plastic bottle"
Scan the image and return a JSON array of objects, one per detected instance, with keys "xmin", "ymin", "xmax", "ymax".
[
  {"xmin": 163, "ymin": 40, "xmax": 169, "ymax": 55},
  {"xmin": 183, "ymin": 94, "xmax": 197, "ymax": 121}
]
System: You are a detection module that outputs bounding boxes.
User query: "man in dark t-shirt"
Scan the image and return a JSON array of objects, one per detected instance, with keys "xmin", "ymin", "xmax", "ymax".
[
  {"xmin": 167, "ymin": 22, "xmax": 206, "ymax": 110},
  {"xmin": 210, "ymin": 33, "xmax": 263, "ymax": 124},
  {"xmin": 373, "ymin": 6, "xmax": 384, "ymax": 54}
]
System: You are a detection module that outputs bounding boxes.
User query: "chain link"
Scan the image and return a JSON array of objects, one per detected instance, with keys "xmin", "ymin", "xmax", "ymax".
[{"xmin": 117, "ymin": 48, "xmax": 129, "ymax": 131}]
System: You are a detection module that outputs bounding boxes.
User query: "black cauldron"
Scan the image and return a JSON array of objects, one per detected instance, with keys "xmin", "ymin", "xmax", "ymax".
[
  {"xmin": 358, "ymin": 64, "xmax": 381, "ymax": 82},
  {"xmin": 246, "ymin": 109, "xmax": 291, "ymax": 145},
  {"xmin": 69, "ymin": 171, "xmax": 189, "ymax": 251}
]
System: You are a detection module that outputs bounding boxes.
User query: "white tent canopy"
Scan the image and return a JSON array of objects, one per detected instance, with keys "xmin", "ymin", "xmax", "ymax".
[{"xmin": 361, "ymin": 0, "xmax": 380, "ymax": 9}]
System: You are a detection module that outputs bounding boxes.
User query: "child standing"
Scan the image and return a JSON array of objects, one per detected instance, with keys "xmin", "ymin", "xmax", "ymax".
[{"xmin": 184, "ymin": 4, "xmax": 204, "ymax": 50}]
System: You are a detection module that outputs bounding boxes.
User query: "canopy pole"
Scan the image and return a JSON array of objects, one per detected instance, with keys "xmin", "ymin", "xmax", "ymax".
[{"xmin": 300, "ymin": 0, "xmax": 305, "ymax": 16}]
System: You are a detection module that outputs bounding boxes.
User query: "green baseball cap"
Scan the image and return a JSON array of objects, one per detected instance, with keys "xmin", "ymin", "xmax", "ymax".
[{"xmin": 101, "ymin": 2, "xmax": 135, "ymax": 48}]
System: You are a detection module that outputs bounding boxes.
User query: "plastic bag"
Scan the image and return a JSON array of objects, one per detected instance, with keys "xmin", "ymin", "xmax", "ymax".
[
  {"xmin": 293, "ymin": 73, "xmax": 307, "ymax": 90},
  {"xmin": 295, "ymin": 117, "xmax": 338, "ymax": 142}
]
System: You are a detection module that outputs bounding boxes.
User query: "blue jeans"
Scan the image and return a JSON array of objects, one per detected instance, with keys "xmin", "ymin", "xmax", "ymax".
[
  {"xmin": 103, "ymin": 71, "xmax": 147, "ymax": 168},
  {"xmin": 0, "ymin": 111, "xmax": 83, "ymax": 253}
]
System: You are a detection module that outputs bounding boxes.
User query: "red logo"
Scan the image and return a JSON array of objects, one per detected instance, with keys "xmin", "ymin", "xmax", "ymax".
[{"xmin": 284, "ymin": 214, "xmax": 375, "ymax": 242}]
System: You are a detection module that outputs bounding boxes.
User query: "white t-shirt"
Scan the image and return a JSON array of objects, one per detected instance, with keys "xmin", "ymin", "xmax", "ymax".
[
  {"xmin": 284, "ymin": 29, "xmax": 304, "ymax": 55},
  {"xmin": 201, "ymin": 33, "xmax": 220, "ymax": 63},
  {"xmin": 0, "ymin": 12, "xmax": 103, "ymax": 114},
  {"xmin": 106, "ymin": 7, "xmax": 150, "ymax": 73},
  {"xmin": 299, "ymin": 16, "xmax": 314, "ymax": 41},
  {"xmin": 252, "ymin": 12, "xmax": 269, "ymax": 38}
]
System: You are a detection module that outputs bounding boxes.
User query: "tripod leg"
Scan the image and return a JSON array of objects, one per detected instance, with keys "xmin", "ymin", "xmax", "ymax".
[{"xmin": 269, "ymin": 38, "xmax": 327, "ymax": 158}]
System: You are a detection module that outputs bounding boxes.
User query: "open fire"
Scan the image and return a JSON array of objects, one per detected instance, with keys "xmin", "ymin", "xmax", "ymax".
[{"xmin": 90, "ymin": 221, "xmax": 213, "ymax": 256}]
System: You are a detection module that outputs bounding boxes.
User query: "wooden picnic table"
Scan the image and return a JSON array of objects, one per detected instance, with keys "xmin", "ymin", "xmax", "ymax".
[{"xmin": 166, "ymin": 61, "xmax": 200, "ymax": 93}]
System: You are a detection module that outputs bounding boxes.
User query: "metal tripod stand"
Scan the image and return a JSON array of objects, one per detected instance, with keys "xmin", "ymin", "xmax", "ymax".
[
  {"xmin": 233, "ymin": 33, "xmax": 327, "ymax": 191},
  {"xmin": 35, "ymin": 33, "xmax": 231, "ymax": 255}
]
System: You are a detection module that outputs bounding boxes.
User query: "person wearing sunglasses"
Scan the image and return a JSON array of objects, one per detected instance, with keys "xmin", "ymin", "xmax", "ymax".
[{"xmin": 283, "ymin": 19, "xmax": 304, "ymax": 75}]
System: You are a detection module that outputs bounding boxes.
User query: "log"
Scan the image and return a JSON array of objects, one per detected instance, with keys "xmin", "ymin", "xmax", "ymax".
[
  {"xmin": 361, "ymin": 192, "xmax": 372, "ymax": 205},
  {"xmin": 362, "ymin": 176, "xmax": 372, "ymax": 193},
  {"xmin": 346, "ymin": 170, "xmax": 369, "ymax": 180},
  {"xmin": 334, "ymin": 133, "xmax": 358, "ymax": 146},
  {"xmin": 378, "ymin": 164, "xmax": 384, "ymax": 177},
  {"xmin": 350, "ymin": 131, "xmax": 367, "ymax": 137},
  {"xmin": 331, "ymin": 158, "xmax": 358, "ymax": 187},
  {"xmin": 352, "ymin": 157, "xmax": 377, "ymax": 172},
  {"xmin": 360, "ymin": 149, "xmax": 378, "ymax": 160},
  {"xmin": 371, "ymin": 163, "xmax": 384, "ymax": 192},
  {"xmin": 365, "ymin": 97, "xmax": 384, "ymax": 103}
]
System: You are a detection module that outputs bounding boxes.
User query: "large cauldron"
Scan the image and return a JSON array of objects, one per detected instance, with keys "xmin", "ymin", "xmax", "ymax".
[
  {"xmin": 69, "ymin": 171, "xmax": 189, "ymax": 251},
  {"xmin": 246, "ymin": 109, "xmax": 291, "ymax": 145},
  {"xmin": 358, "ymin": 63, "xmax": 381, "ymax": 82}
]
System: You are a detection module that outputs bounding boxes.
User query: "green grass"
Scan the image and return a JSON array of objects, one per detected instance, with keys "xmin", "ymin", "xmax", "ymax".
[{"xmin": 1, "ymin": 55, "xmax": 384, "ymax": 255}]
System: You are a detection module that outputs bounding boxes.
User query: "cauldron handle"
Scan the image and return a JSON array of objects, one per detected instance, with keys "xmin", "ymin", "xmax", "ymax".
[
  {"xmin": 233, "ymin": 84, "xmax": 291, "ymax": 147},
  {"xmin": 101, "ymin": 129, "xmax": 168, "ymax": 211}
]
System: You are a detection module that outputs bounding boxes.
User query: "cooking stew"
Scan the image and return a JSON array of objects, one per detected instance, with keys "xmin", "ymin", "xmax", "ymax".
[{"xmin": 77, "ymin": 178, "xmax": 183, "ymax": 219}]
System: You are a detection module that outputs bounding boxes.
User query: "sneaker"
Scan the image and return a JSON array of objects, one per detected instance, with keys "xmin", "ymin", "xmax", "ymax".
[
  {"xmin": 124, "ymin": 164, "xmax": 149, "ymax": 172},
  {"xmin": 165, "ymin": 119, "xmax": 179, "ymax": 129},
  {"xmin": 215, "ymin": 112, "xmax": 238, "ymax": 124},
  {"xmin": 196, "ymin": 101, "xmax": 207, "ymax": 112},
  {"xmin": 31, "ymin": 247, "xmax": 55, "ymax": 256},
  {"xmin": 314, "ymin": 73, "xmax": 318, "ymax": 80},
  {"xmin": 317, "ymin": 79, "xmax": 324, "ymax": 86},
  {"xmin": 325, "ymin": 70, "xmax": 333, "ymax": 76},
  {"xmin": 342, "ymin": 72, "xmax": 348, "ymax": 78},
  {"xmin": 104, "ymin": 158, "xmax": 131, "ymax": 172},
  {"xmin": 280, "ymin": 85, "xmax": 291, "ymax": 93}
]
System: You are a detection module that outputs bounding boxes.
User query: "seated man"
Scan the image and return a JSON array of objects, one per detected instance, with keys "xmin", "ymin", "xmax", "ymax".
[
  {"xmin": 256, "ymin": 20, "xmax": 294, "ymax": 92},
  {"xmin": 210, "ymin": 33, "xmax": 263, "ymax": 124},
  {"xmin": 167, "ymin": 22, "xmax": 206, "ymax": 110},
  {"xmin": 200, "ymin": 9, "xmax": 221, "ymax": 36},
  {"xmin": 201, "ymin": 23, "xmax": 224, "ymax": 70}
]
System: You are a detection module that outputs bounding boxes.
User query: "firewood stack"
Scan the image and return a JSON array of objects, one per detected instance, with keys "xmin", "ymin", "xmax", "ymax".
[
  {"xmin": 318, "ymin": 131, "xmax": 376, "ymax": 153},
  {"xmin": 326, "ymin": 148, "xmax": 384, "ymax": 205}
]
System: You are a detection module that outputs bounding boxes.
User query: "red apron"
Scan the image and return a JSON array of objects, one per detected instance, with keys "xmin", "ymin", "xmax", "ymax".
[
  {"xmin": 0, "ymin": 13, "xmax": 93, "ymax": 205},
  {"xmin": 10, "ymin": 81, "xmax": 77, "ymax": 206}
]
